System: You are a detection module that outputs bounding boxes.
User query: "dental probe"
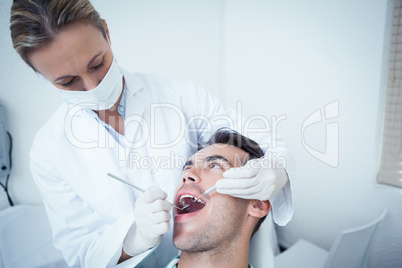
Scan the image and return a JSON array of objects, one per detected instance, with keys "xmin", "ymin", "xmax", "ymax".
[
  {"xmin": 107, "ymin": 173, "xmax": 189, "ymax": 210},
  {"xmin": 107, "ymin": 173, "xmax": 146, "ymax": 193},
  {"xmin": 193, "ymin": 185, "xmax": 217, "ymax": 203}
]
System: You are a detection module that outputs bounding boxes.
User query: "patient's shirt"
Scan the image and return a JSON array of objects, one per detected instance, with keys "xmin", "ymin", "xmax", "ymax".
[{"xmin": 164, "ymin": 256, "xmax": 254, "ymax": 268}]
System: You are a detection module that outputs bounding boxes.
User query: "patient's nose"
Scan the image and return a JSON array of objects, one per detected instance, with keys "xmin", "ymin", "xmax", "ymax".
[
  {"xmin": 182, "ymin": 176, "xmax": 195, "ymax": 183},
  {"xmin": 182, "ymin": 169, "xmax": 201, "ymax": 184}
]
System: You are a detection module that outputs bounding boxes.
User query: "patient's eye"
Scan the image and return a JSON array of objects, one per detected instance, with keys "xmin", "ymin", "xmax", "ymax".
[
  {"xmin": 209, "ymin": 162, "xmax": 223, "ymax": 169},
  {"xmin": 182, "ymin": 165, "xmax": 192, "ymax": 171}
]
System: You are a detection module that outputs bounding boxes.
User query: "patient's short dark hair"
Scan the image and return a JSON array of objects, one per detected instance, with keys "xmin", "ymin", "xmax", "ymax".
[
  {"xmin": 206, "ymin": 128, "xmax": 267, "ymax": 237},
  {"xmin": 207, "ymin": 128, "xmax": 264, "ymax": 160}
]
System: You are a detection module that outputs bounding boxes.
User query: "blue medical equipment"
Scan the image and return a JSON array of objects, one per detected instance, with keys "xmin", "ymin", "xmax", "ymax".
[
  {"xmin": 0, "ymin": 105, "xmax": 10, "ymax": 177},
  {"xmin": 0, "ymin": 104, "xmax": 13, "ymax": 206}
]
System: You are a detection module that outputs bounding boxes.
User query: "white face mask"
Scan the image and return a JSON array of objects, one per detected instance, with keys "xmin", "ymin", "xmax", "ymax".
[{"xmin": 58, "ymin": 58, "xmax": 123, "ymax": 110}]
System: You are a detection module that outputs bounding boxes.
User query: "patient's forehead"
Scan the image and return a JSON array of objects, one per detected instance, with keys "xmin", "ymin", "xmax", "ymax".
[{"xmin": 189, "ymin": 143, "xmax": 249, "ymax": 168}]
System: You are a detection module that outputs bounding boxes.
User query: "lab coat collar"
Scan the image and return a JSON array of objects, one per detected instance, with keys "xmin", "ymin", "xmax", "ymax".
[
  {"xmin": 122, "ymin": 69, "xmax": 144, "ymax": 97},
  {"xmin": 62, "ymin": 102, "xmax": 121, "ymax": 154},
  {"xmin": 63, "ymin": 70, "xmax": 146, "ymax": 159},
  {"xmin": 63, "ymin": 70, "xmax": 152, "ymax": 162}
]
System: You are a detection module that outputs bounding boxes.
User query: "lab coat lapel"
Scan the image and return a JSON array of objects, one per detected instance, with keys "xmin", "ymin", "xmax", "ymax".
[
  {"xmin": 123, "ymin": 72, "xmax": 147, "ymax": 160},
  {"xmin": 63, "ymin": 105, "xmax": 134, "ymax": 219},
  {"xmin": 122, "ymin": 72, "xmax": 158, "ymax": 194}
]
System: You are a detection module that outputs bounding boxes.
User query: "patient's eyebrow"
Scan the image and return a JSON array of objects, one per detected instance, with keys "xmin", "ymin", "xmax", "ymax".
[
  {"xmin": 182, "ymin": 160, "xmax": 193, "ymax": 171},
  {"xmin": 204, "ymin": 155, "xmax": 233, "ymax": 167}
]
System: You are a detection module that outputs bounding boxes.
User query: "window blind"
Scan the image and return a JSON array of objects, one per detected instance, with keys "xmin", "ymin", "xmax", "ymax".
[{"xmin": 378, "ymin": 0, "xmax": 402, "ymax": 188}]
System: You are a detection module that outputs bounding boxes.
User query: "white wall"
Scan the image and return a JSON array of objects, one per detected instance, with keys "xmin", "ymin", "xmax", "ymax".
[
  {"xmin": 0, "ymin": 2, "xmax": 63, "ymax": 206},
  {"xmin": 0, "ymin": 0, "xmax": 400, "ymax": 267},
  {"xmin": 223, "ymin": 1, "xmax": 401, "ymax": 268}
]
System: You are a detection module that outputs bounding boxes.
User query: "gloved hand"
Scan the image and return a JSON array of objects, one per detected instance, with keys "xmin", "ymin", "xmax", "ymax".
[
  {"xmin": 123, "ymin": 187, "xmax": 172, "ymax": 256},
  {"xmin": 216, "ymin": 157, "xmax": 288, "ymax": 201}
]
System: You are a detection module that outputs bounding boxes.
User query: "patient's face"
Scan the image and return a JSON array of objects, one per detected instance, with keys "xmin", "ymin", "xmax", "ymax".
[{"xmin": 173, "ymin": 143, "xmax": 250, "ymax": 252}]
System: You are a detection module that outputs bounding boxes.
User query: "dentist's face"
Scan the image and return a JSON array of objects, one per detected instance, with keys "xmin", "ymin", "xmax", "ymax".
[
  {"xmin": 29, "ymin": 21, "xmax": 113, "ymax": 92},
  {"xmin": 173, "ymin": 144, "xmax": 250, "ymax": 252}
]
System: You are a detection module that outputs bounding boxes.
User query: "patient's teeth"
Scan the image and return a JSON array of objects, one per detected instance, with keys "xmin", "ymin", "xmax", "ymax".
[
  {"xmin": 195, "ymin": 198, "xmax": 205, "ymax": 204},
  {"xmin": 179, "ymin": 194, "xmax": 206, "ymax": 205},
  {"xmin": 180, "ymin": 194, "xmax": 196, "ymax": 200}
]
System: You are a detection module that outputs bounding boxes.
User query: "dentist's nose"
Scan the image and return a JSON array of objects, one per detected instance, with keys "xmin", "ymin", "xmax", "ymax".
[{"xmin": 83, "ymin": 76, "xmax": 102, "ymax": 91}]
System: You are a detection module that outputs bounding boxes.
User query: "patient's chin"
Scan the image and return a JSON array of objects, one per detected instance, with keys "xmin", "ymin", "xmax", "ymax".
[
  {"xmin": 173, "ymin": 233, "xmax": 188, "ymax": 251},
  {"xmin": 173, "ymin": 223, "xmax": 194, "ymax": 242},
  {"xmin": 173, "ymin": 234, "xmax": 223, "ymax": 254},
  {"xmin": 173, "ymin": 226, "xmax": 200, "ymax": 251},
  {"xmin": 173, "ymin": 236, "xmax": 205, "ymax": 253}
]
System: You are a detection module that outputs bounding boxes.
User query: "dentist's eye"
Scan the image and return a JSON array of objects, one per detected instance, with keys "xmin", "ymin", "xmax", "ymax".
[
  {"xmin": 92, "ymin": 59, "xmax": 105, "ymax": 71},
  {"xmin": 61, "ymin": 77, "xmax": 76, "ymax": 88}
]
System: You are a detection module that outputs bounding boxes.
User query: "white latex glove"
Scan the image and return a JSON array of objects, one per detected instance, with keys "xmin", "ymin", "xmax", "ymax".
[
  {"xmin": 123, "ymin": 187, "xmax": 172, "ymax": 256},
  {"xmin": 216, "ymin": 157, "xmax": 288, "ymax": 201}
]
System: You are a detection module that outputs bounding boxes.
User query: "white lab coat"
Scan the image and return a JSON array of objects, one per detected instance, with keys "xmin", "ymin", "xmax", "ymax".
[{"xmin": 30, "ymin": 70, "xmax": 293, "ymax": 267}]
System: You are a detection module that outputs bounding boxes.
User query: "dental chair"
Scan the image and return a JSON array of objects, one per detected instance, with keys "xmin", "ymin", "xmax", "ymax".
[
  {"xmin": 249, "ymin": 211, "xmax": 278, "ymax": 268},
  {"xmin": 274, "ymin": 209, "xmax": 386, "ymax": 268},
  {"xmin": 0, "ymin": 205, "xmax": 69, "ymax": 268}
]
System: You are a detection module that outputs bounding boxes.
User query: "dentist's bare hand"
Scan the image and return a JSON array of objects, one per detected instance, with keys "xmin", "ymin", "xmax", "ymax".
[
  {"xmin": 216, "ymin": 157, "xmax": 288, "ymax": 201},
  {"xmin": 123, "ymin": 187, "xmax": 172, "ymax": 256}
]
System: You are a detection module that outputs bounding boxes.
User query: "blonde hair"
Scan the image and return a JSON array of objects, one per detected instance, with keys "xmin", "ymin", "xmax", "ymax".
[{"xmin": 10, "ymin": 0, "xmax": 107, "ymax": 70}]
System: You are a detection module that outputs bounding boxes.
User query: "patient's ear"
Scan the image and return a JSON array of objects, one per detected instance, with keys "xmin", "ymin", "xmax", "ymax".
[{"xmin": 248, "ymin": 200, "xmax": 271, "ymax": 218}]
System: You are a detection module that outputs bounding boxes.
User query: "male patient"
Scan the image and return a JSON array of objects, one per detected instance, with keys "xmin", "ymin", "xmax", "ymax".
[{"xmin": 166, "ymin": 129, "xmax": 272, "ymax": 268}]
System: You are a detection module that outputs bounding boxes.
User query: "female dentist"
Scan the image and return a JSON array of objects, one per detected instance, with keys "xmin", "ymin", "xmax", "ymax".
[{"xmin": 10, "ymin": 0, "xmax": 293, "ymax": 267}]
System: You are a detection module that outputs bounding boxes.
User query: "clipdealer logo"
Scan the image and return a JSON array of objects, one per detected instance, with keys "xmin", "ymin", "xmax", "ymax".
[
  {"xmin": 301, "ymin": 100, "xmax": 339, "ymax": 167},
  {"xmin": 63, "ymin": 100, "xmax": 339, "ymax": 167}
]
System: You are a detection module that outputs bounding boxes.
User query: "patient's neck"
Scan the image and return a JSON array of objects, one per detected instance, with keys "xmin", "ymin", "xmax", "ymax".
[{"xmin": 177, "ymin": 236, "xmax": 250, "ymax": 268}]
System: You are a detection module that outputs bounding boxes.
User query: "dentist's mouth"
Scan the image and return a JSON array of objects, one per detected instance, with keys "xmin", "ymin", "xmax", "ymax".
[{"xmin": 177, "ymin": 194, "xmax": 206, "ymax": 215}]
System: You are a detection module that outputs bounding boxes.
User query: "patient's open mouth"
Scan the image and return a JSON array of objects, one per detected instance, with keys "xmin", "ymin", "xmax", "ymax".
[{"xmin": 177, "ymin": 194, "xmax": 206, "ymax": 215}]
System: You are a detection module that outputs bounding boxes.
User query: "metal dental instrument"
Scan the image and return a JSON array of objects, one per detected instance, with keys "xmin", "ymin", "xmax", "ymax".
[
  {"xmin": 193, "ymin": 185, "xmax": 217, "ymax": 203},
  {"xmin": 107, "ymin": 173, "xmax": 189, "ymax": 211},
  {"xmin": 108, "ymin": 173, "xmax": 146, "ymax": 193}
]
